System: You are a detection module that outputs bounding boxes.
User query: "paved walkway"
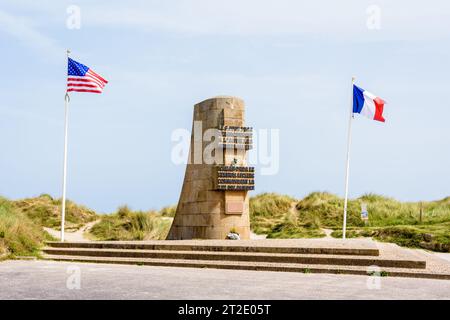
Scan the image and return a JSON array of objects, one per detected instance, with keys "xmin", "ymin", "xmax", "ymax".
[{"xmin": 1, "ymin": 260, "xmax": 449, "ymax": 299}]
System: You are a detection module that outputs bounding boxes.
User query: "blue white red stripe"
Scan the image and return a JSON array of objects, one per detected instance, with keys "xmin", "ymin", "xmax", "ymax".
[
  {"xmin": 353, "ymin": 85, "xmax": 385, "ymax": 122},
  {"xmin": 67, "ymin": 58, "xmax": 108, "ymax": 94}
]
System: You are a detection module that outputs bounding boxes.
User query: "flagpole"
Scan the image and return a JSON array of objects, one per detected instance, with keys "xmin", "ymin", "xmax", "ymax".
[
  {"xmin": 60, "ymin": 49, "xmax": 70, "ymax": 242},
  {"xmin": 342, "ymin": 76, "xmax": 355, "ymax": 240}
]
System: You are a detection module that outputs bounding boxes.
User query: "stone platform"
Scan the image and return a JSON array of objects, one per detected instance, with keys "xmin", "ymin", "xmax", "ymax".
[{"xmin": 42, "ymin": 239, "xmax": 450, "ymax": 280}]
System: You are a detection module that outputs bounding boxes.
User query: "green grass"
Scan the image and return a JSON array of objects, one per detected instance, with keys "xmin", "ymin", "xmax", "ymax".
[
  {"xmin": 323, "ymin": 193, "xmax": 450, "ymax": 251},
  {"xmin": 295, "ymin": 192, "xmax": 364, "ymax": 228},
  {"xmin": 249, "ymin": 193, "xmax": 325, "ymax": 238},
  {"xmin": 250, "ymin": 193, "xmax": 297, "ymax": 235},
  {"xmin": 267, "ymin": 223, "xmax": 324, "ymax": 239},
  {"xmin": 1, "ymin": 190, "xmax": 448, "ymax": 254},
  {"xmin": 1, "ymin": 194, "xmax": 172, "ymax": 257},
  {"xmin": 296, "ymin": 192, "xmax": 450, "ymax": 228},
  {"xmin": 295, "ymin": 191, "xmax": 450, "ymax": 226},
  {"xmin": 90, "ymin": 205, "xmax": 171, "ymax": 240},
  {"xmin": 13, "ymin": 194, "xmax": 97, "ymax": 229},
  {"xmin": 249, "ymin": 192, "xmax": 450, "ymax": 251},
  {"xmin": 0, "ymin": 196, "xmax": 52, "ymax": 258},
  {"xmin": 331, "ymin": 223, "xmax": 450, "ymax": 252}
]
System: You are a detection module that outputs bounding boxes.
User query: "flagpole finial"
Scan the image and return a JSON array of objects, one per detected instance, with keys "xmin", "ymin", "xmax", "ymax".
[
  {"xmin": 66, "ymin": 49, "xmax": 71, "ymax": 56},
  {"xmin": 352, "ymin": 76, "xmax": 356, "ymax": 82}
]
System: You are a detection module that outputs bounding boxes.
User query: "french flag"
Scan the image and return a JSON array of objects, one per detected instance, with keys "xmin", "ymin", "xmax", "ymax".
[{"xmin": 353, "ymin": 85, "xmax": 386, "ymax": 122}]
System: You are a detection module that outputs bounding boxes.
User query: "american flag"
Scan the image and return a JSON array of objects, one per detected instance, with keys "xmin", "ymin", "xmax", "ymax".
[{"xmin": 67, "ymin": 58, "xmax": 108, "ymax": 93}]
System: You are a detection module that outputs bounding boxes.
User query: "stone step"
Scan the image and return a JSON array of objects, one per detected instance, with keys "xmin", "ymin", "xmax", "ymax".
[
  {"xmin": 42, "ymin": 247, "xmax": 425, "ymax": 269},
  {"xmin": 41, "ymin": 254, "xmax": 450, "ymax": 280},
  {"xmin": 44, "ymin": 241, "xmax": 380, "ymax": 256}
]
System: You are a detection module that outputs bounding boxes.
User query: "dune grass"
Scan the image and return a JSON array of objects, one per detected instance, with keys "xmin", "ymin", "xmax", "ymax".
[
  {"xmin": 295, "ymin": 192, "xmax": 450, "ymax": 228},
  {"xmin": 1, "ymin": 194, "xmax": 171, "ymax": 256},
  {"xmin": 13, "ymin": 194, "xmax": 97, "ymax": 230},
  {"xmin": 249, "ymin": 193, "xmax": 296, "ymax": 235},
  {"xmin": 331, "ymin": 223, "xmax": 450, "ymax": 251},
  {"xmin": 0, "ymin": 196, "xmax": 52, "ymax": 258},
  {"xmin": 159, "ymin": 205, "xmax": 177, "ymax": 217},
  {"xmin": 90, "ymin": 205, "xmax": 171, "ymax": 240},
  {"xmin": 1, "ymin": 190, "xmax": 448, "ymax": 254},
  {"xmin": 249, "ymin": 191, "xmax": 450, "ymax": 251},
  {"xmin": 249, "ymin": 193, "xmax": 325, "ymax": 238}
]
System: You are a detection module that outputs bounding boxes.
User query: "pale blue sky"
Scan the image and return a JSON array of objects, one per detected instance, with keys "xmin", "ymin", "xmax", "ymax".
[{"xmin": 0, "ymin": 0, "xmax": 449, "ymax": 213}]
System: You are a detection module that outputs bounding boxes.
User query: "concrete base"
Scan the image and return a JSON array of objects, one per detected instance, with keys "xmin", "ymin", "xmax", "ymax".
[{"xmin": 41, "ymin": 239, "xmax": 450, "ymax": 280}]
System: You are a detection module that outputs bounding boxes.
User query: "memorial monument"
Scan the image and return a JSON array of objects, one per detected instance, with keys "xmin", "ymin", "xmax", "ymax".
[{"xmin": 167, "ymin": 96, "xmax": 254, "ymax": 239}]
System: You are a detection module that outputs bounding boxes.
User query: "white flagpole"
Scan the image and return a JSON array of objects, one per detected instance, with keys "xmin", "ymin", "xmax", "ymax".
[
  {"xmin": 60, "ymin": 49, "xmax": 71, "ymax": 242},
  {"xmin": 342, "ymin": 76, "xmax": 355, "ymax": 240}
]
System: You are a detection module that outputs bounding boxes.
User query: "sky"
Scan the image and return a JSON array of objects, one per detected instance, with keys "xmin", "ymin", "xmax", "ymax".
[{"xmin": 0, "ymin": 0, "xmax": 449, "ymax": 213}]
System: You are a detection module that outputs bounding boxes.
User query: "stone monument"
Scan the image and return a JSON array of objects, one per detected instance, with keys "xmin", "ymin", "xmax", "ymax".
[{"xmin": 167, "ymin": 96, "xmax": 254, "ymax": 239}]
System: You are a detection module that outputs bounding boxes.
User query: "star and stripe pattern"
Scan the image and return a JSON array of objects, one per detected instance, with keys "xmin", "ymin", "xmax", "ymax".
[{"xmin": 67, "ymin": 58, "xmax": 108, "ymax": 94}]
